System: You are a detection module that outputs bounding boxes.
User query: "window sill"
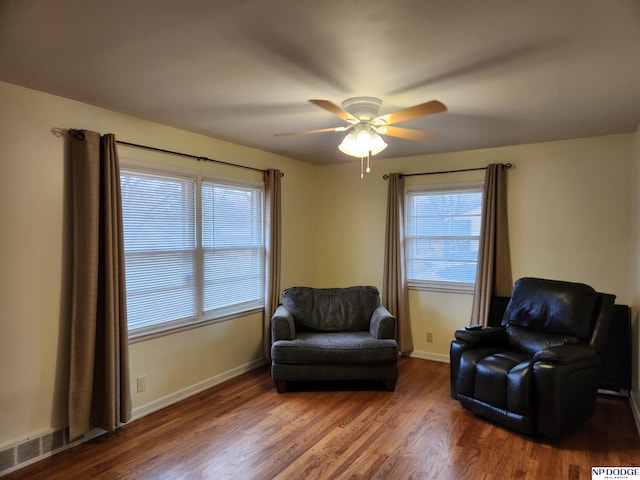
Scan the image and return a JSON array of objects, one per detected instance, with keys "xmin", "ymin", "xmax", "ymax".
[{"xmin": 128, "ymin": 306, "xmax": 264, "ymax": 344}]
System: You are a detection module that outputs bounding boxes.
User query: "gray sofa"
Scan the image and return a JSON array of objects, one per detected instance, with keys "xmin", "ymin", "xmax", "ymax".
[{"xmin": 270, "ymin": 286, "xmax": 399, "ymax": 393}]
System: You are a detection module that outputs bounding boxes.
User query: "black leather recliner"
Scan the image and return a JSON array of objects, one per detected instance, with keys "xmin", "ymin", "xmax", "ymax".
[{"xmin": 450, "ymin": 277, "xmax": 615, "ymax": 438}]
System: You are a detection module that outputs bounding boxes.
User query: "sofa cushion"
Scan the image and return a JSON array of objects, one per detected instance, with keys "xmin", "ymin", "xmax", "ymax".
[
  {"xmin": 271, "ymin": 332, "xmax": 398, "ymax": 365},
  {"xmin": 282, "ymin": 286, "xmax": 381, "ymax": 332}
]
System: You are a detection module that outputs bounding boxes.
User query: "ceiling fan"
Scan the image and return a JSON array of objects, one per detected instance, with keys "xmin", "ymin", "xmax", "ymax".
[{"xmin": 275, "ymin": 97, "xmax": 447, "ymax": 163}]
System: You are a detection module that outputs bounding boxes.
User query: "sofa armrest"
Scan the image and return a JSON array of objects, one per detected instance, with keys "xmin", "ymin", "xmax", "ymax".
[
  {"xmin": 453, "ymin": 326, "xmax": 508, "ymax": 347},
  {"xmin": 370, "ymin": 306, "xmax": 396, "ymax": 339},
  {"xmin": 271, "ymin": 305, "xmax": 296, "ymax": 342}
]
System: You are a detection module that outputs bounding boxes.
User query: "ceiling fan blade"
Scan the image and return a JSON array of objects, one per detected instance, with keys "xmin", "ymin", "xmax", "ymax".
[
  {"xmin": 274, "ymin": 126, "xmax": 349, "ymax": 137},
  {"xmin": 309, "ymin": 99, "xmax": 356, "ymax": 122},
  {"xmin": 381, "ymin": 126, "xmax": 438, "ymax": 142},
  {"xmin": 376, "ymin": 100, "xmax": 447, "ymax": 125}
]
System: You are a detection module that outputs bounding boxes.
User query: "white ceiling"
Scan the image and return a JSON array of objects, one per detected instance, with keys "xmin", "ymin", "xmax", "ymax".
[{"xmin": 1, "ymin": 0, "xmax": 639, "ymax": 164}]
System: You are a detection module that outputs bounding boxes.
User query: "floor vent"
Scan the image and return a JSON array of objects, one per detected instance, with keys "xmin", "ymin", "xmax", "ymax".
[{"xmin": 0, "ymin": 427, "xmax": 101, "ymax": 476}]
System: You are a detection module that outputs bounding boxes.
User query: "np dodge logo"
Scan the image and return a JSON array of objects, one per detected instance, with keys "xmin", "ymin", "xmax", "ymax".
[{"xmin": 592, "ymin": 467, "xmax": 640, "ymax": 479}]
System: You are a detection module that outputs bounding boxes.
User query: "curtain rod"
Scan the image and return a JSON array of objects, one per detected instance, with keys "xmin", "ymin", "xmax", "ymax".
[
  {"xmin": 382, "ymin": 163, "xmax": 512, "ymax": 180},
  {"xmin": 67, "ymin": 129, "xmax": 283, "ymax": 177}
]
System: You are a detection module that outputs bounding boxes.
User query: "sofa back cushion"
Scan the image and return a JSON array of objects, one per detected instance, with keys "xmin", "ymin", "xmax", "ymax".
[
  {"xmin": 502, "ymin": 277, "xmax": 600, "ymax": 344},
  {"xmin": 282, "ymin": 286, "xmax": 381, "ymax": 332}
]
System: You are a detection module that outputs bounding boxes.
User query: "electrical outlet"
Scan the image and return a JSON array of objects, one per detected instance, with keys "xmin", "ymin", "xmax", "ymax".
[
  {"xmin": 426, "ymin": 332, "xmax": 433, "ymax": 343},
  {"xmin": 137, "ymin": 376, "xmax": 147, "ymax": 393}
]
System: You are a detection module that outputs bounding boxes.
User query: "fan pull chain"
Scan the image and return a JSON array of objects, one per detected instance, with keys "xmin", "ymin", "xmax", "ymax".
[{"xmin": 360, "ymin": 152, "xmax": 373, "ymax": 179}]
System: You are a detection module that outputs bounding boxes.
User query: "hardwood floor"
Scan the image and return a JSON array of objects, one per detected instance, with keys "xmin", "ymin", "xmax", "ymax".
[{"xmin": 6, "ymin": 357, "xmax": 639, "ymax": 480}]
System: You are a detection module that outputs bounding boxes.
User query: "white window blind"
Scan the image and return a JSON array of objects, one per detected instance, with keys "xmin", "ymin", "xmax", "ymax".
[
  {"xmin": 201, "ymin": 182, "xmax": 264, "ymax": 315},
  {"xmin": 120, "ymin": 167, "xmax": 265, "ymax": 338},
  {"xmin": 406, "ymin": 186, "xmax": 483, "ymax": 289},
  {"xmin": 121, "ymin": 170, "xmax": 197, "ymax": 331}
]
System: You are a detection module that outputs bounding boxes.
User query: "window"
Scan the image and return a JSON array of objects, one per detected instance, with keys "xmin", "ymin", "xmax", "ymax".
[
  {"xmin": 121, "ymin": 166, "xmax": 264, "ymax": 338},
  {"xmin": 405, "ymin": 185, "xmax": 483, "ymax": 292},
  {"xmin": 201, "ymin": 181, "xmax": 264, "ymax": 314}
]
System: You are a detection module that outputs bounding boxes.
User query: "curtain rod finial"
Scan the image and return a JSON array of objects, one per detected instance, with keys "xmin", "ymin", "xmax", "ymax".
[
  {"xmin": 504, "ymin": 163, "xmax": 513, "ymax": 169},
  {"xmin": 383, "ymin": 173, "xmax": 403, "ymax": 180}
]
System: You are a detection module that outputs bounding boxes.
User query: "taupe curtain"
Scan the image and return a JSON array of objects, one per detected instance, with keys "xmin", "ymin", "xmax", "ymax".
[
  {"xmin": 383, "ymin": 173, "xmax": 413, "ymax": 354},
  {"xmin": 470, "ymin": 163, "xmax": 513, "ymax": 326},
  {"xmin": 68, "ymin": 130, "xmax": 131, "ymax": 440},
  {"xmin": 263, "ymin": 169, "xmax": 282, "ymax": 359}
]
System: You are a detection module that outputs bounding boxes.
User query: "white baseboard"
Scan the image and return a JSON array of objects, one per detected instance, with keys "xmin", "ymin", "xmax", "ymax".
[
  {"xmin": 409, "ymin": 350, "xmax": 450, "ymax": 363},
  {"xmin": 131, "ymin": 358, "xmax": 267, "ymax": 421}
]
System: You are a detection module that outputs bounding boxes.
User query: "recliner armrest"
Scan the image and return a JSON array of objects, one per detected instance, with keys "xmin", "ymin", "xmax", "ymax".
[
  {"xmin": 533, "ymin": 344, "xmax": 599, "ymax": 365},
  {"xmin": 370, "ymin": 306, "xmax": 396, "ymax": 339},
  {"xmin": 453, "ymin": 326, "xmax": 508, "ymax": 347},
  {"xmin": 271, "ymin": 305, "xmax": 296, "ymax": 341}
]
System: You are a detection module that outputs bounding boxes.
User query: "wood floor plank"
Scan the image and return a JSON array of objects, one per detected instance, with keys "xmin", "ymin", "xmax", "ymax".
[{"xmin": 5, "ymin": 357, "xmax": 639, "ymax": 480}]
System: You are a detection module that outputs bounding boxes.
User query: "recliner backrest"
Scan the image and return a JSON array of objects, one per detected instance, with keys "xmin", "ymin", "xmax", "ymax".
[
  {"xmin": 282, "ymin": 286, "xmax": 381, "ymax": 332},
  {"xmin": 501, "ymin": 277, "xmax": 602, "ymax": 353}
]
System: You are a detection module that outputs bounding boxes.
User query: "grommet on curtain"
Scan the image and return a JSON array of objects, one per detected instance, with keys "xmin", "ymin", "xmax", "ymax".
[{"xmin": 68, "ymin": 129, "xmax": 85, "ymax": 140}]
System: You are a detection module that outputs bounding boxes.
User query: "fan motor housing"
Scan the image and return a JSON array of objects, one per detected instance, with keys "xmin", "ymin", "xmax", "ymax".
[{"xmin": 341, "ymin": 97, "xmax": 382, "ymax": 120}]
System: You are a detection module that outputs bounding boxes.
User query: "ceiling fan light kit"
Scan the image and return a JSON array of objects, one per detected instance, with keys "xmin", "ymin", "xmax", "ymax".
[
  {"xmin": 338, "ymin": 125, "xmax": 388, "ymax": 179},
  {"xmin": 276, "ymin": 96, "xmax": 447, "ymax": 178},
  {"xmin": 338, "ymin": 125, "xmax": 388, "ymax": 158}
]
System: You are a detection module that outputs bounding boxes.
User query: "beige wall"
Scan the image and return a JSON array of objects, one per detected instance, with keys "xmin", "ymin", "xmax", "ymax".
[
  {"xmin": 0, "ymin": 81, "xmax": 318, "ymax": 446},
  {"xmin": 1, "ymin": 79, "xmax": 637, "ymax": 449},
  {"xmin": 631, "ymin": 126, "xmax": 640, "ymax": 424},
  {"xmin": 316, "ymin": 134, "xmax": 635, "ymax": 359}
]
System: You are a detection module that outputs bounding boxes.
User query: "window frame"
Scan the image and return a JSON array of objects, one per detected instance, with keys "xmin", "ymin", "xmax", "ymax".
[
  {"xmin": 405, "ymin": 181, "xmax": 484, "ymax": 294},
  {"xmin": 120, "ymin": 160, "xmax": 265, "ymax": 342}
]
